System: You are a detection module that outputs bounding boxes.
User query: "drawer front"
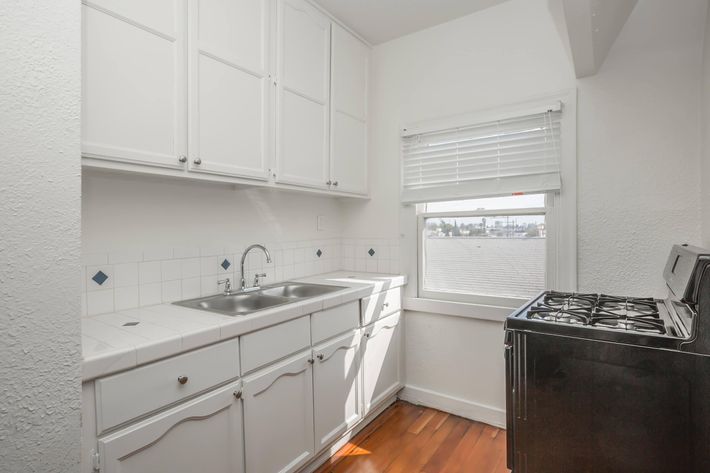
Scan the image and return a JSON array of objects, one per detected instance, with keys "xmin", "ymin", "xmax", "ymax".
[
  {"xmin": 311, "ymin": 300, "xmax": 359, "ymax": 344},
  {"xmin": 240, "ymin": 316, "xmax": 311, "ymax": 374},
  {"xmin": 361, "ymin": 287, "xmax": 402, "ymax": 326},
  {"xmin": 95, "ymin": 338, "xmax": 240, "ymax": 433}
]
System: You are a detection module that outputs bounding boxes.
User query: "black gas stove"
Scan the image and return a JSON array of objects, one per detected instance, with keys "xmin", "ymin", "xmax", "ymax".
[{"xmin": 504, "ymin": 244, "xmax": 710, "ymax": 473}]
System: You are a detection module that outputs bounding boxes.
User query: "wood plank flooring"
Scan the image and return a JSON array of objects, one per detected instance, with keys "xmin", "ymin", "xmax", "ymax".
[{"xmin": 314, "ymin": 401, "xmax": 510, "ymax": 473}]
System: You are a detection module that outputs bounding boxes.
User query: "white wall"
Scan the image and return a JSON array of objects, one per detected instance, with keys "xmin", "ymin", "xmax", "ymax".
[
  {"xmin": 0, "ymin": 1, "xmax": 82, "ymax": 471},
  {"xmin": 577, "ymin": 0, "xmax": 706, "ymax": 296},
  {"xmin": 355, "ymin": 0, "xmax": 708, "ymax": 424},
  {"xmin": 702, "ymin": 3, "xmax": 710, "ymax": 249},
  {"xmin": 83, "ymin": 171, "xmax": 343, "ymax": 252}
]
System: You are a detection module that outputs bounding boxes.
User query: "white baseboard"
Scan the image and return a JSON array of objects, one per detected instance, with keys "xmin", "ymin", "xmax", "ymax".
[{"xmin": 398, "ymin": 384, "xmax": 506, "ymax": 429}]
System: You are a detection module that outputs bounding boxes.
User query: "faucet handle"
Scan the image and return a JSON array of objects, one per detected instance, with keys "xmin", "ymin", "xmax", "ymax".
[
  {"xmin": 253, "ymin": 273, "xmax": 267, "ymax": 287},
  {"xmin": 217, "ymin": 278, "xmax": 232, "ymax": 294}
]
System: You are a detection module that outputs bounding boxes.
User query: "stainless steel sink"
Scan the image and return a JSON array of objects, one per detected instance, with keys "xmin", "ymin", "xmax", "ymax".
[
  {"xmin": 173, "ymin": 282, "xmax": 346, "ymax": 317},
  {"xmin": 260, "ymin": 282, "xmax": 345, "ymax": 299}
]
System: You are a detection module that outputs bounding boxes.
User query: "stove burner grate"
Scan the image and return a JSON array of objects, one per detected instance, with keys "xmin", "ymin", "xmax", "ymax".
[{"xmin": 526, "ymin": 292, "xmax": 667, "ymax": 334}]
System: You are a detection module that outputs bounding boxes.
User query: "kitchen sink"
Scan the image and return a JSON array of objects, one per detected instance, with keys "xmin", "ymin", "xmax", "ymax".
[
  {"xmin": 259, "ymin": 282, "xmax": 345, "ymax": 299},
  {"xmin": 173, "ymin": 282, "xmax": 346, "ymax": 317}
]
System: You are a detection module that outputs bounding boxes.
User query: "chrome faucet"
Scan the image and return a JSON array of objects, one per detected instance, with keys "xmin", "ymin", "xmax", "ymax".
[{"xmin": 240, "ymin": 244, "xmax": 272, "ymax": 291}]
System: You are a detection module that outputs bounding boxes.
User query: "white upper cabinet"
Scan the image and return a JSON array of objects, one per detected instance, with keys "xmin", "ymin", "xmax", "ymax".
[
  {"xmin": 330, "ymin": 24, "xmax": 368, "ymax": 195},
  {"xmin": 275, "ymin": 0, "xmax": 331, "ymax": 189},
  {"xmin": 82, "ymin": 0, "xmax": 369, "ymax": 196},
  {"xmin": 82, "ymin": 0, "xmax": 187, "ymax": 169},
  {"xmin": 99, "ymin": 382, "xmax": 244, "ymax": 473},
  {"xmin": 187, "ymin": 0, "xmax": 271, "ymax": 179}
]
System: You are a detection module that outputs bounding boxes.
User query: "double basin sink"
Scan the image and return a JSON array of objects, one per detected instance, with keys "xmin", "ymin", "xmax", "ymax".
[{"xmin": 174, "ymin": 282, "xmax": 346, "ymax": 317}]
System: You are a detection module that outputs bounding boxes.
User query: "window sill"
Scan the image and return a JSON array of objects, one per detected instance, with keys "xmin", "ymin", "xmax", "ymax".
[{"xmin": 402, "ymin": 297, "xmax": 517, "ymax": 323}]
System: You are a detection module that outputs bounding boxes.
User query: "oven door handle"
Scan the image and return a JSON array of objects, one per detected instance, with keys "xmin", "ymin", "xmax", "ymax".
[{"xmin": 504, "ymin": 331, "xmax": 515, "ymax": 470}]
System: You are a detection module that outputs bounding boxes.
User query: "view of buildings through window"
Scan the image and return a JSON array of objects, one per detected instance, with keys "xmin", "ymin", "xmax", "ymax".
[{"xmin": 421, "ymin": 195, "xmax": 547, "ymax": 300}]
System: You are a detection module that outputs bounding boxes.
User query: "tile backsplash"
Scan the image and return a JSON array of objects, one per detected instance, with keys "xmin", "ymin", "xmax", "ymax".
[{"xmin": 81, "ymin": 237, "xmax": 400, "ymax": 316}]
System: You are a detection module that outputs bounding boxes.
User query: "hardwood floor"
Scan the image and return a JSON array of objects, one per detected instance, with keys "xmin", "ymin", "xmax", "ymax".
[{"xmin": 314, "ymin": 401, "xmax": 510, "ymax": 473}]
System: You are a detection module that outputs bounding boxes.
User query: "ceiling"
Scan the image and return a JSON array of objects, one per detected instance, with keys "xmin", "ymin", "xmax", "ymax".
[{"xmin": 312, "ymin": 0, "xmax": 511, "ymax": 44}]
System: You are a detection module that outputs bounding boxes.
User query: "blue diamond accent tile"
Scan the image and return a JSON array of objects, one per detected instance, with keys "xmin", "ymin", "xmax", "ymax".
[
  {"xmin": 221, "ymin": 259, "xmax": 231, "ymax": 270},
  {"xmin": 316, "ymin": 249, "xmax": 322, "ymax": 258},
  {"xmin": 92, "ymin": 270, "xmax": 109, "ymax": 286},
  {"xmin": 368, "ymin": 248, "xmax": 375, "ymax": 257}
]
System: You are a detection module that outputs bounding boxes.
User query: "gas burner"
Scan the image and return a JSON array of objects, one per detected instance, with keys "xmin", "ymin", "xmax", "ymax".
[
  {"xmin": 528, "ymin": 301, "xmax": 592, "ymax": 325},
  {"xmin": 591, "ymin": 315, "xmax": 666, "ymax": 334}
]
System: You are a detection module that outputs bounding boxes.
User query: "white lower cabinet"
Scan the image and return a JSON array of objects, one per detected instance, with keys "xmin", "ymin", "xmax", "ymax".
[
  {"xmin": 313, "ymin": 330, "xmax": 362, "ymax": 451},
  {"xmin": 362, "ymin": 312, "xmax": 402, "ymax": 414},
  {"xmin": 242, "ymin": 350, "xmax": 315, "ymax": 473},
  {"xmin": 98, "ymin": 381, "xmax": 244, "ymax": 473}
]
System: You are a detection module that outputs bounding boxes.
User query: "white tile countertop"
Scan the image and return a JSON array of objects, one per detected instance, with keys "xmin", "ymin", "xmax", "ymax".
[{"xmin": 82, "ymin": 272, "xmax": 407, "ymax": 381}]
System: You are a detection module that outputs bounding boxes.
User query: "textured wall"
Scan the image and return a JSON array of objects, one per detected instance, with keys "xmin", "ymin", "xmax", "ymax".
[
  {"xmin": 0, "ymin": 1, "xmax": 82, "ymax": 472},
  {"xmin": 703, "ymin": 4, "xmax": 710, "ymax": 249},
  {"xmin": 577, "ymin": 0, "xmax": 706, "ymax": 296}
]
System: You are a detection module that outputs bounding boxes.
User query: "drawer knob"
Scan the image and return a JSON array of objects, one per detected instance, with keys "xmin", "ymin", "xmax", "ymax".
[
  {"xmin": 316, "ymin": 354, "xmax": 324, "ymax": 361},
  {"xmin": 233, "ymin": 390, "xmax": 243, "ymax": 400},
  {"xmin": 177, "ymin": 375, "xmax": 189, "ymax": 385},
  {"xmin": 383, "ymin": 302, "xmax": 390, "ymax": 307}
]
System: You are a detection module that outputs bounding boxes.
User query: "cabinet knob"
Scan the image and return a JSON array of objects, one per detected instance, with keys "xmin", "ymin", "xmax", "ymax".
[
  {"xmin": 326, "ymin": 180, "xmax": 332, "ymax": 186},
  {"xmin": 307, "ymin": 358, "xmax": 314, "ymax": 364},
  {"xmin": 193, "ymin": 158, "xmax": 202, "ymax": 165},
  {"xmin": 383, "ymin": 302, "xmax": 390, "ymax": 307},
  {"xmin": 178, "ymin": 155, "xmax": 187, "ymax": 163},
  {"xmin": 233, "ymin": 390, "xmax": 243, "ymax": 400},
  {"xmin": 316, "ymin": 354, "xmax": 324, "ymax": 361},
  {"xmin": 177, "ymin": 375, "xmax": 189, "ymax": 385},
  {"xmin": 333, "ymin": 181, "xmax": 338, "ymax": 187}
]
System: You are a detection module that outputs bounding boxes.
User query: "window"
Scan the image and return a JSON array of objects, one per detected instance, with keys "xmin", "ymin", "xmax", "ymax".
[
  {"xmin": 418, "ymin": 193, "xmax": 553, "ymax": 307},
  {"xmin": 404, "ymin": 93, "xmax": 577, "ymax": 309}
]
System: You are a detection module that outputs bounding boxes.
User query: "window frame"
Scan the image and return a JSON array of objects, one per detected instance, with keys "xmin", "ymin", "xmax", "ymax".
[{"xmin": 416, "ymin": 192, "xmax": 559, "ymax": 309}]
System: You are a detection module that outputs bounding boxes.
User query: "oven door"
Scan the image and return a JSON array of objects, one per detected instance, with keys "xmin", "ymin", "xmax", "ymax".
[{"xmin": 513, "ymin": 331, "xmax": 709, "ymax": 473}]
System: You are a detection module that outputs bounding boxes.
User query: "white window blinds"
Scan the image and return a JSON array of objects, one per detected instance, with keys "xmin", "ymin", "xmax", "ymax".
[{"xmin": 401, "ymin": 105, "xmax": 563, "ymax": 203}]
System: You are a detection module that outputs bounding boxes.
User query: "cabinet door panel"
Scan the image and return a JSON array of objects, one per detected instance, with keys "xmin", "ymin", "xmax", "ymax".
[
  {"xmin": 99, "ymin": 382, "xmax": 244, "ymax": 473},
  {"xmin": 331, "ymin": 24, "xmax": 367, "ymax": 120},
  {"xmin": 330, "ymin": 24, "xmax": 368, "ymax": 195},
  {"xmin": 362, "ymin": 313, "xmax": 402, "ymax": 413},
  {"xmin": 313, "ymin": 331, "xmax": 361, "ymax": 451},
  {"xmin": 189, "ymin": 0, "xmax": 270, "ymax": 179},
  {"xmin": 197, "ymin": 0, "xmax": 266, "ymax": 73},
  {"xmin": 331, "ymin": 112, "xmax": 367, "ymax": 194},
  {"xmin": 279, "ymin": 0, "xmax": 329, "ymax": 102},
  {"xmin": 276, "ymin": 0, "xmax": 330, "ymax": 189},
  {"xmin": 243, "ymin": 351, "xmax": 315, "ymax": 473},
  {"xmin": 82, "ymin": 2, "xmax": 186, "ymax": 168},
  {"xmin": 278, "ymin": 91, "xmax": 328, "ymax": 186}
]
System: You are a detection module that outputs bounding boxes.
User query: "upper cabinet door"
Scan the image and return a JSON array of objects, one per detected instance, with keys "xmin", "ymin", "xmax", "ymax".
[
  {"xmin": 330, "ymin": 24, "xmax": 369, "ymax": 195},
  {"xmin": 275, "ymin": 0, "xmax": 331, "ymax": 189},
  {"xmin": 82, "ymin": 0, "xmax": 187, "ymax": 169},
  {"xmin": 187, "ymin": 0, "xmax": 271, "ymax": 180}
]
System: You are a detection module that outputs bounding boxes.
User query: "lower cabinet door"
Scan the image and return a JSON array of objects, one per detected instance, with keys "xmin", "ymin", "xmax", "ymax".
[
  {"xmin": 98, "ymin": 381, "xmax": 244, "ymax": 473},
  {"xmin": 362, "ymin": 312, "xmax": 402, "ymax": 413},
  {"xmin": 313, "ymin": 330, "xmax": 362, "ymax": 451},
  {"xmin": 242, "ymin": 350, "xmax": 315, "ymax": 473}
]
